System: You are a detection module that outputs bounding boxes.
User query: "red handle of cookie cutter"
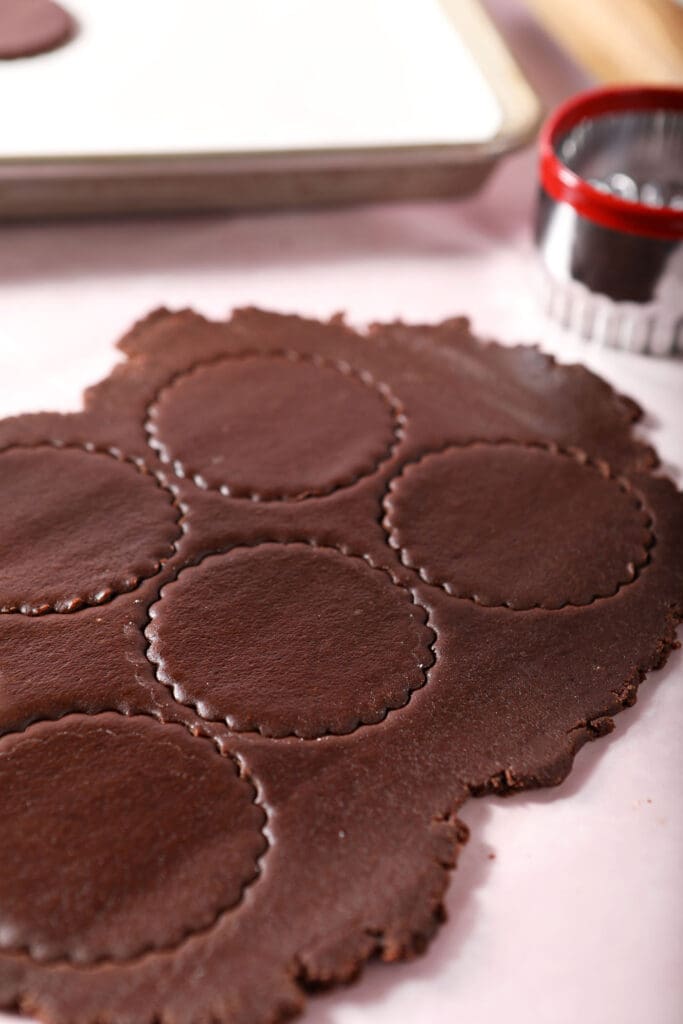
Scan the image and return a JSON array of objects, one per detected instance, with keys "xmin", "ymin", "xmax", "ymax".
[{"xmin": 539, "ymin": 85, "xmax": 683, "ymax": 241}]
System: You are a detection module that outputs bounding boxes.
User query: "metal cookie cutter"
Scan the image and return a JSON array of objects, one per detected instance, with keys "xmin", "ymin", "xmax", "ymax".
[{"xmin": 536, "ymin": 86, "xmax": 683, "ymax": 355}]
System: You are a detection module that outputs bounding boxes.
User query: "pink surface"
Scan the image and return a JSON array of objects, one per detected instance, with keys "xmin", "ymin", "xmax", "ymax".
[{"xmin": 0, "ymin": 3, "xmax": 681, "ymax": 1023}]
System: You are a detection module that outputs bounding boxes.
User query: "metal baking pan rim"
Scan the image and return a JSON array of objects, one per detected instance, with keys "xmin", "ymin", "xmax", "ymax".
[{"xmin": 0, "ymin": 0, "xmax": 541, "ymax": 218}]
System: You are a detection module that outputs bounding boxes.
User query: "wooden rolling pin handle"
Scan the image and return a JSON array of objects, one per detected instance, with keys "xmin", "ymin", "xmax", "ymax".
[{"xmin": 523, "ymin": 0, "xmax": 683, "ymax": 83}]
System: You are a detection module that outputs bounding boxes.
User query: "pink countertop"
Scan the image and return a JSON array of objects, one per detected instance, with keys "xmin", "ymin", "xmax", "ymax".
[{"xmin": 0, "ymin": 3, "xmax": 681, "ymax": 1023}]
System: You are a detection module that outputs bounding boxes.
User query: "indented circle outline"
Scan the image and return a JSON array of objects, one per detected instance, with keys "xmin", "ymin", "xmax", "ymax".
[
  {"xmin": 144, "ymin": 350, "xmax": 405, "ymax": 501},
  {"xmin": 0, "ymin": 442, "xmax": 184, "ymax": 617},
  {"xmin": 381, "ymin": 440, "xmax": 656, "ymax": 611},
  {"xmin": 144, "ymin": 540, "xmax": 437, "ymax": 739},
  {"xmin": 0, "ymin": 711, "xmax": 269, "ymax": 967}
]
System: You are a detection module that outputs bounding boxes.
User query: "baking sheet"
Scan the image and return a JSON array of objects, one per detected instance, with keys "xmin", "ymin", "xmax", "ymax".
[
  {"xmin": 0, "ymin": 0, "xmax": 540, "ymax": 216},
  {"xmin": 2, "ymin": 0, "xmax": 506, "ymax": 155}
]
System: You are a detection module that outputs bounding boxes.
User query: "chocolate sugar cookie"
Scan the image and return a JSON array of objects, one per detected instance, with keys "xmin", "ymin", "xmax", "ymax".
[
  {"xmin": 0, "ymin": 0, "xmax": 73, "ymax": 60},
  {"xmin": 0, "ymin": 308, "xmax": 681, "ymax": 1024}
]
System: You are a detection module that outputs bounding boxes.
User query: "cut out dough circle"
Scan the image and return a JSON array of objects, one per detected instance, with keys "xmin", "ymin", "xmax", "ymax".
[
  {"xmin": 146, "ymin": 543, "xmax": 434, "ymax": 739},
  {"xmin": 0, "ymin": 445, "xmax": 181, "ymax": 615},
  {"xmin": 383, "ymin": 442, "xmax": 653, "ymax": 610},
  {"xmin": 0, "ymin": 0, "xmax": 73, "ymax": 59},
  {"xmin": 146, "ymin": 354, "xmax": 401, "ymax": 500},
  {"xmin": 0, "ymin": 713, "xmax": 267, "ymax": 964}
]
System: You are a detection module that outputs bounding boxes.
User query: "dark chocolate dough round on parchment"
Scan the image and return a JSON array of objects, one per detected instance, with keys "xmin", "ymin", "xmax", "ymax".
[{"xmin": 0, "ymin": 0, "xmax": 73, "ymax": 59}]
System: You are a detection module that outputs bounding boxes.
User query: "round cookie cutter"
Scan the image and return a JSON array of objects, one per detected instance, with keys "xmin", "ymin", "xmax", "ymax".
[{"xmin": 536, "ymin": 85, "xmax": 683, "ymax": 355}]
